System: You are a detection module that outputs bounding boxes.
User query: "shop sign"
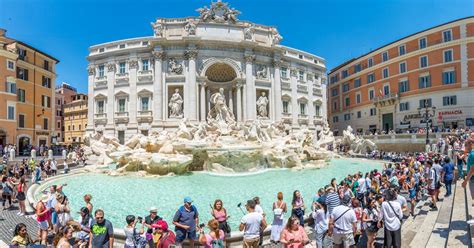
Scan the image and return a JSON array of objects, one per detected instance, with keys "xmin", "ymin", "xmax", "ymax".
[
  {"xmin": 403, "ymin": 113, "xmax": 421, "ymax": 121},
  {"xmin": 36, "ymin": 131, "xmax": 49, "ymax": 136},
  {"xmin": 438, "ymin": 110, "xmax": 463, "ymax": 121}
]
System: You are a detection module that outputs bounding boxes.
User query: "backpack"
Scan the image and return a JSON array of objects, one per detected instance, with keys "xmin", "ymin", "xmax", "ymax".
[{"xmin": 211, "ymin": 238, "xmax": 225, "ymax": 248}]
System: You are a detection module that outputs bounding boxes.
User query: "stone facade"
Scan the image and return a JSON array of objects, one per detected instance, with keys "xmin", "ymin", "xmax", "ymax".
[{"xmin": 86, "ymin": 1, "xmax": 326, "ymax": 143}]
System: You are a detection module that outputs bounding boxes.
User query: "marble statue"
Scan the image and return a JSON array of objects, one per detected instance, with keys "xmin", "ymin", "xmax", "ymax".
[
  {"xmin": 196, "ymin": 6, "xmax": 211, "ymax": 21},
  {"xmin": 150, "ymin": 21, "xmax": 163, "ymax": 37},
  {"xmin": 196, "ymin": 0, "xmax": 240, "ymax": 23},
  {"xmin": 184, "ymin": 20, "xmax": 198, "ymax": 35},
  {"xmin": 256, "ymin": 65, "xmax": 267, "ymax": 79},
  {"xmin": 338, "ymin": 125, "xmax": 377, "ymax": 155},
  {"xmin": 316, "ymin": 121, "xmax": 335, "ymax": 148},
  {"xmin": 272, "ymin": 28, "xmax": 283, "ymax": 45},
  {"xmin": 207, "ymin": 88, "xmax": 235, "ymax": 124},
  {"xmin": 168, "ymin": 58, "xmax": 183, "ymax": 75},
  {"xmin": 256, "ymin": 92, "xmax": 269, "ymax": 118},
  {"xmin": 169, "ymin": 88, "xmax": 184, "ymax": 118}
]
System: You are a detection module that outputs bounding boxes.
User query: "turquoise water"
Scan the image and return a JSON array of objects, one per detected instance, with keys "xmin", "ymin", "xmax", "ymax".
[{"xmin": 38, "ymin": 158, "xmax": 381, "ymax": 230}]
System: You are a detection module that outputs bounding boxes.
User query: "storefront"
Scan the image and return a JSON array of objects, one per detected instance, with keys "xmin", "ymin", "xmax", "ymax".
[{"xmin": 438, "ymin": 110, "xmax": 465, "ymax": 129}]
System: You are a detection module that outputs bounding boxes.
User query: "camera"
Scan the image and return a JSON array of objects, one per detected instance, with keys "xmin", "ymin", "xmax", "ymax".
[
  {"xmin": 199, "ymin": 223, "xmax": 205, "ymax": 229},
  {"xmin": 137, "ymin": 216, "xmax": 143, "ymax": 222}
]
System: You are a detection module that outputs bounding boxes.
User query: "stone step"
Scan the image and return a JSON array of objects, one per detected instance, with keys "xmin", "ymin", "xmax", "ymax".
[
  {"xmin": 466, "ymin": 179, "xmax": 474, "ymax": 247},
  {"xmin": 401, "ymin": 195, "xmax": 434, "ymax": 245},
  {"xmin": 408, "ymin": 190, "xmax": 443, "ymax": 247},
  {"xmin": 447, "ymin": 181, "xmax": 470, "ymax": 247},
  {"xmin": 425, "ymin": 186, "xmax": 455, "ymax": 247}
]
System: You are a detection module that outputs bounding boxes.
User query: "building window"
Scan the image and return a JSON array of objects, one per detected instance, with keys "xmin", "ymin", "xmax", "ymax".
[
  {"xmin": 369, "ymin": 89, "xmax": 375, "ymax": 100},
  {"xmin": 17, "ymin": 89, "xmax": 26, "ymax": 102},
  {"xmin": 443, "ymin": 30, "xmax": 452, "ymax": 42},
  {"xmin": 356, "ymin": 93, "xmax": 361, "ymax": 104},
  {"xmin": 367, "ymin": 58, "xmax": 373, "ymax": 67},
  {"xmin": 7, "ymin": 106, "xmax": 15, "ymax": 120},
  {"xmin": 44, "ymin": 60, "xmax": 49, "ymax": 71},
  {"xmin": 443, "ymin": 95, "xmax": 457, "ymax": 106},
  {"xmin": 42, "ymin": 76, "xmax": 51, "ymax": 88},
  {"xmin": 16, "ymin": 68, "xmax": 28, "ymax": 80},
  {"xmin": 354, "ymin": 64, "xmax": 361, "ymax": 73},
  {"xmin": 442, "ymin": 70, "xmax": 456, "ymax": 84},
  {"xmin": 118, "ymin": 98, "xmax": 126, "ymax": 112},
  {"xmin": 399, "ymin": 62, "xmax": 406, "ymax": 74},
  {"xmin": 330, "ymin": 74, "xmax": 339, "ymax": 84},
  {"xmin": 7, "ymin": 60, "xmax": 15, "ymax": 70},
  {"xmin": 382, "ymin": 68, "xmax": 389, "ymax": 78},
  {"xmin": 41, "ymin": 95, "xmax": 51, "ymax": 108},
  {"xmin": 299, "ymin": 103, "xmax": 306, "ymax": 115},
  {"xmin": 6, "ymin": 81, "xmax": 16, "ymax": 94},
  {"xmin": 419, "ymin": 37, "xmax": 427, "ymax": 49},
  {"xmin": 19, "ymin": 114, "xmax": 25, "ymax": 128},
  {"xmin": 344, "ymin": 113, "xmax": 351, "ymax": 121},
  {"xmin": 383, "ymin": 85, "xmax": 390, "ymax": 95},
  {"xmin": 315, "ymin": 105, "xmax": 321, "ymax": 117},
  {"xmin": 282, "ymin": 101, "xmax": 289, "ymax": 114},
  {"xmin": 345, "ymin": 97, "xmax": 350, "ymax": 107},
  {"xmin": 98, "ymin": 65, "xmax": 105, "ymax": 77},
  {"xmin": 419, "ymin": 98, "xmax": 432, "ymax": 108},
  {"xmin": 97, "ymin": 100, "xmax": 105, "ymax": 114},
  {"xmin": 142, "ymin": 60, "xmax": 149, "ymax": 71},
  {"xmin": 43, "ymin": 118, "xmax": 48, "ymax": 130},
  {"xmin": 72, "ymin": 125, "xmax": 75, "ymax": 131},
  {"xmin": 354, "ymin": 78, "xmax": 361, "ymax": 88},
  {"xmin": 443, "ymin": 50, "xmax": 453, "ymax": 63},
  {"xmin": 342, "ymin": 83, "xmax": 350, "ymax": 92},
  {"xmin": 68, "ymin": 125, "xmax": 70, "ymax": 131},
  {"xmin": 399, "ymin": 45, "xmax": 406, "ymax": 56},
  {"xmin": 418, "ymin": 75, "xmax": 431, "ymax": 89},
  {"xmin": 18, "ymin": 48, "xmax": 27, "ymax": 60},
  {"xmin": 119, "ymin": 62, "xmax": 126, "ymax": 74},
  {"xmin": 79, "ymin": 124, "xmax": 82, "ymax": 130},
  {"xmin": 341, "ymin": 70, "xmax": 348, "ymax": 79},
  {"xmin": 298, "ymin": 70, "xmax": 305, "ymax": 81},
  {"xmin": 333, "ymin": 101, "xmax": 337, "ymax": 111},
  {"xmin": 99, "ymin": 48, "xmax": 105, "ymax": 53},
  {"xmin": 399, "ymin": 80, "xmax": 409, "ymax": 93},
  {"xmin": 399, "ymin": 102, "xmax": 409, "ymax": 111},
  {"xmin": 367, "ymin": 73, "xmax": 375, "ymax": 84},
  {"xmin": 57, "ymin": 121, "xmax": 60, "ymax": 128},
  {"xmin": 370, "ymin": 108, "xmax": 376, "ymax": 116},
  {"xmin": 332, "ymin": 116, "xmax": 339, "ymax": 123},
  {"xmin": 382, "ymin": 51, "xmax": 389, "ymax": 62},
  {"xmin": 331, "ymin": 88, "xmax": 338, "ymax": 97},
  {"xmin": 141, "ymin": 97, "xmax": 149, "ymax": 111},
  {"xmin": 118, "ymin": 131, "xmax": 125, "ymax": 145},
  {"xmin": 357, "ymin": 111, "xmax": 361, "ymax": 118},
  {"xmin": 119, "ymin": 44, "xmax": 126, "ymax": 49},
  {"xmin": 419, "ymin": 56, "xmax": 428, "ymax": 68},
  {"xmin": 280, "ymin": 67, "xmax": 288, "ymax": 78}
]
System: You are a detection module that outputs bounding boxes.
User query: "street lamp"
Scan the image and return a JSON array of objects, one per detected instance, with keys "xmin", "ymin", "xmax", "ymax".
[{"xmin": 417, "ymin": 99, "xmax": 436, "ymax": 146}]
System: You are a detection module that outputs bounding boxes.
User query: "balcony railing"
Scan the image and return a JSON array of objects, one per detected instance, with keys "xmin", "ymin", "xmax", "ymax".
[
  {"xmin": 95, "ymin": 76, "xmax": 107, "ymax": 83},
  {"xmin": 281, "ymin": 82, "xmax": 291, "ymax": 90},
  {"xmin": 94, "ymin": 81, "xmax": 107, "ymax": 89},
  {"xmin": 137, "ymin": 110, "xmax": 153, "ymax": 123},
  {"xmin": 296, "ymin": 84, "xmax": 308, "ymax": 93},
  {"xmin": 94, "ymin": 113, "xmax": 107, "ymax": 125},
  {"xmin": 373, "ymin": 93, "xmax": 399, "ymax": 106},
  {"xmin": 138, "ymin": 70, "xmax": 153, "ymax": 82},
  {"xmin": 282, "ymin": 112, "xmax": 292, "ymax": 124},
  {"xmin": 115, "ymin": 111, "xmax": 129, "ymax": 117},
  {"xmin": 94, "ymin": 113, "xmax": 107, "ymax": 118},
  {"xmin": 114, "ymin": 112, "xmax": 129, "ymax": 124}
]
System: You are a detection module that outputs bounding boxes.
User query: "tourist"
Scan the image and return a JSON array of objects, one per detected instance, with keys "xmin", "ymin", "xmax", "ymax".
[
  {"xmin": 55, "ymin": 192, "xmax": 72, "ymax": 230},
  {"xmin": 328, "ymin": 195, "xmax": 357, "ymax": 248},
  {"xmin": 211, "ymin": 199, "xmax": 231, "ymax": 236},
  {"xmin": 144, "ymin": 206, "xmax": 162, "ymax": 247},
  {"xmin": 311, "ymin": 200, "xmax": 329, "ymax": 248},
  {"xmin": 53, "ymin": 226, "xmax": 74, "ymax": 247},
  {"xmin": 279, "ymin": 216, "xmax": 309, "ymax": 247},
  {"xmin": 291, "ymin": 190, "xmax": 305, "ymax": 227},
  {"xmin": 153, "ymin": 220, "xmax": 176, "ymax": 248},
  {"xmin": 173, "ymin": 196, "xmax": 199, "ymax": 247},
  {"xmin": 380, "ymin": 189, "xmax": 403, "ymax": 248},
  {"xmin": 16, "ymin": 176, "xmax": 27, "ymax": 216},
  {"xmin": 432, "ymin": 158, "xmax": 443, "ymax": 201},
  {"xmin": 10, "ymin": 223, "xmax": 34, "ymax": 247},
  {"xmin": 312, "ymin": 188, "xmax": 325, "ymax": 210},
  {"xmin": 124, "ymin": 215, "xmax": 146, "ymax": 248},
  {"xmin": 36, "ymin": 194, "xmax": 50, "ymax": 245},
  {"xmin": 270, "ymin": 192, "xmax": 287, "ymax": 244},
  {"xmin": 51, "ymin": 158, "xmax": 58, "ymax": 176},
  {"xmin": 393, "ymin": 187, "xmax": 408, "ymax": 213},
  {"xmin": 64, "ymin": 160, "xmax": 69, "ymax": 174},
  {"xmin": 240, "ymin": 199, "xmax": 267, "ymax": 248},
  {"xmin": 362, "ymin": 198, "xmax": 380, "ymax": 248},
  {"xmin": 84, "ymin": 194, "xmax": 93, "ymax": 213},
  {"xmin": 253, "ymin": 196, "xmax": 265, "ymax": 245},
  {"xmin": 351, "ymin": 198, "xmax": 363, "ymax": 244},
  {"xmin": 2, "ymin": 175, "xmax": 13, "ymax": 210},
  {"xmin": 89, "ymin": 209, "xmax": 114, "ymax": 248},
  {"xmin": 407, "ymin": 174, "xmax": 417, "ymax": 216},
  {"xmin": 325, "ymin": 186, "xmax": 340, "ymax": 215},
  {"xmin": 198, "ymin": 219, "xmax": 225, "ymax": 248},
  {"xmin": 77, "ymin": 207, "xmax": 92, "ymax": 244},
  {"xmin": 426, "ymin": 160, "xmax": 439, "ymax": 210},
  {"xmin": 441, "ymin": 157, "xmax": 455, "ymax": 196}
]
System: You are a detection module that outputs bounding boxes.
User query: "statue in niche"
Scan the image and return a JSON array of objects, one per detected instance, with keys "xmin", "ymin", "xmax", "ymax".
[
  {"xmin": 256, "ymin": 65, "xmax": 267, "ymax": 79},
  {"xmin": 207, "ymin": 88, "xmax": 235, "ymax": 124},
  {"xmin": 169, "ymin": 88, "xmax": 184, "ymax": 118},
  {"xmin": 168, "ymin": 58, "xmax": 183, "ymax": 75},
  {"xmin": 256, "ymin": 92, "xmax": 269, "ymax": 118}
]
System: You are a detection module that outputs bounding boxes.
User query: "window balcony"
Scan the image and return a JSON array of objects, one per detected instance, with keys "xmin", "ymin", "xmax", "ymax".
[
  {"xmin": 312, "ymin": 88, "xmax": 322, "ymax": 96},
  {"xmin": 298, "ymin": 114, "xmax": 309, "ymax": 125},
  {"xmin": 95, "ymin": 76, "xmax": 107, "ymax": 84},
  {"xmin": 138, "ymin": 70, "xmax": 153, "ymax": 82},
  {"xmin": 282, "ymin": 112, "xmax": 292, "ymax": 124},
  {"xmin": 373, "ymin": 93, "xmax": 399, "ymax": 107},
  {"xmin": 281, "ymin": 82, "xmax": 291, "ymax": 91},
  {"xmin": 94, "ymin": 81, "xmax": 107, "ymax": 89},
  {"xmin": 115, "ymin": 73, "xmax": 130, "ymax": 84},
  {"xmin": 137, "ymin": 110, "xmax": 153, "ymax": 123},
  {"xmin": 313, "ymin": 115, "xmax": 324, "ymax": 125},
  {"xmin": 296, "ymin": 84, "xmax": 308, "ymax": 93},
  {"xmin": 114, "ymin": 111, "xmax": 129, "ymax": 124},
  {"xmin": 94, "ymin": 113, "xmax": 107, "ymax": 125}
]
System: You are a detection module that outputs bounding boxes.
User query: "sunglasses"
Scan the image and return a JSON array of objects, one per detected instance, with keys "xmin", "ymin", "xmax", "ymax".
[
  {"xmin": 20, "ymin": 229, "xmax": 27, "ymax": 232},
  {"xmin": 96, "ymin": 217, "xmax": 104, "ymax": 220}
]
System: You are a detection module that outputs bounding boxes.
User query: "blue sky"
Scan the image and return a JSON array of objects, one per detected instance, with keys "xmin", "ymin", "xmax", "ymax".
[{"xmin": 1, "ymin": 0, "xmax": 473, "ymax": 93}]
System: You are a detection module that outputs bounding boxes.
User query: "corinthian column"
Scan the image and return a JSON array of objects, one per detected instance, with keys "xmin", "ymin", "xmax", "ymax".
[
  {"xmin": 152, "ymin": 50, "xmax": 164, "ymax": 126},
  {"xmin": 244, "ymin": 53, "xmax": 256, "ymax": 121},
  {"xmin": 106, "ymin": 62, "xmax": 116, "ymax": 130},
  {"xmin": 236, "ymin": 83, "xmax": 242, "ymax": 121},
  {"xmin": 273, "ymin": 58, "xmax": 282, "ymax": 121},
  {"xmin": 86, "ymin": 65, "xmax": 95, "ymax": 134},
  {"xmin": 186, "ymin": 49, "xmax": 198, "ymax": 121},
  {"xmin": 200, "ymin": 82, "xmax": 206, "ymax": 121},
  {"xmin": 128, "ymin": 59, "xmax": 139, "ymax": 129}
]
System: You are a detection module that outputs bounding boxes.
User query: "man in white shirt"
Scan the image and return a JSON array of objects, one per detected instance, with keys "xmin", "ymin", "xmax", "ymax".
[
  {"xmin": 240, "ymin": 199, "xmax": 267, "ymax": 248},
  {"xmin": 426, "ymin": 160, "xmax": 439, "ymax": 210},
  {"xmin": 381, "ymin": 189, "xmax": 403, "ymax": 248},
  {"xmin": 432, "ymin": 158, "xmax": 443, "ymax": 201},
  {"xmin": 328, "ymin": 195, "xmax": 357, "ymax": 248}
]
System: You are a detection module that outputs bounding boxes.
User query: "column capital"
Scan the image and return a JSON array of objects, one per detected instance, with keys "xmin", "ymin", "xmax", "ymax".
[
  {"xmin": 107, "ymin": 63, "xmax": 116, "ymax": 72},
  {"xmin": 244, "ymin": 55, "xmax": 255, "ymax": 63},
  {"xmin": 152, "ymin": 51, "xmax": 165, "ymax": 60},
  {"xmin": 87, "ymin": 65, "xmax": 95, "ymax": 76},
  {"xmin": 272, "ymin": 59, "xmax": 282, "ymax": 67},
  {"xmin": 185, "ymin": 50, "xmax": 198, "ymax": 60},
  {"xmin": 128, "ymin": 59, "xmax": 139, "ymax": 69}
]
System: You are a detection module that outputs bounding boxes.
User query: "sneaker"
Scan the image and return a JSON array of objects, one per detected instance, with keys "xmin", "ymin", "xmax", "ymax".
[
  {"xmin": 16, "ymin": 212, "xmax": 21, "ymax": 215},
  {"xmin": 18, "ymin": 213, "xmax": 24, "ymax": 216},
  {"xmin": 431, "ymin": 206, "xmax": 438, "ymax": 211},
  {"xmin": 467, "ymin": 219, "xmax": 474, "ymax": 225}
]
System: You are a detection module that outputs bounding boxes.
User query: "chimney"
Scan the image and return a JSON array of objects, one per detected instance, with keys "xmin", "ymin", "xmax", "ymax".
[{"xmin": 0, "ymin": 28, "xmax": 6, "ymax": 37}]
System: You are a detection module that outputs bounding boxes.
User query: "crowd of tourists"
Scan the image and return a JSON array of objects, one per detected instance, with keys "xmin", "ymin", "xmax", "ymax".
[{"xmin": 3, "ymin": 129, "xmax": 474, "ymax": 248}]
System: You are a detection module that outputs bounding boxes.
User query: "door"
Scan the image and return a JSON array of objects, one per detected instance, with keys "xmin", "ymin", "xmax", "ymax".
[
  {"xmin": 18, "ymin": 137, "xmax": 30, "ymax": 156},
  {"xmin": 382, "ymin": 113, "xmax": 394, "ymax": 133}
]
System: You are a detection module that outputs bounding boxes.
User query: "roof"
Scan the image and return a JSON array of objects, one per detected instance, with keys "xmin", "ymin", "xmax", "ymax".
[{"xmin": 328, "ymin": 16, "xmax": 474, "ymax": 74}]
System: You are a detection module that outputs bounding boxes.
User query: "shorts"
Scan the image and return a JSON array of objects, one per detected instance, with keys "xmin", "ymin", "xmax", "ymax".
[
  {"xmin": 51, "ymin": 211, "xmax": 58, "ymax": 225},
  {"xmin": 428, "ymin": 188, "xmax": 437, "ymax": 196},
  {"xmin": 38, "ymin": 220, "xmax": 48, "ymax": 230},
  {"xmin": 175, "ymin": 229, "xmax": 196, "ymax": 242},
  {"xmin": 333, "ymin": 232, "xmax": 355, "ymax": 246}
]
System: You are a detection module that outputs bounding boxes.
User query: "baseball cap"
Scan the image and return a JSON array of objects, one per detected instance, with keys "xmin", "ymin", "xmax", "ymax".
[
  {"xmin": 183, "ymin": 196, "xmax": 193, "ymax": 203},
  {"xmin": 152, "ymin": 220, "xmax": 168, "ymax": 231}
]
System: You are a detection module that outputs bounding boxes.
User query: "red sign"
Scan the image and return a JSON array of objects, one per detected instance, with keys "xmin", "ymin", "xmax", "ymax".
[{"xmin": 438, "ymin": 110, "xmax": 463, "ymax": 121}]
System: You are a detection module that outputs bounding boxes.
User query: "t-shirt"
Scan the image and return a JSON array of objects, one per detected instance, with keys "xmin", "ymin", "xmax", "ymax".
[
  {"xmin": 124, "ymin": 226, "xmax": 139, "ymax": 247},
  {"xmin": 279, "ymin": 226, "xmax": 308, "ymax": 248},
  {"xmin": 145, "ymin": 214, "xmax": 162, "ymax": 233},
  {"xmin": 173, "ymin": 205, "xmax": 199, "ymax": 232},
  {"xmin": 467, "ymin": 151, "xmax": 474, "ymax": 171},
  {"xmin": 433, "ymin": 163, "xmax": 443, "ymax": 179},
  {"xmin": 325, "ymin": 192, "xmax": 340, "ymax": 215},
  {"xmin": 357, "ymin": 178, "xmax": 367, "ymax": 193},
  {"xmin": 395, "ymin": 195, "xmax": 407, "ymax": 211},
  {"xmin": 90, "ymin": 219, "xmax": 114, "ymax": 248},
  {"xmin": 203, "ymin": 230, "xmax": 225, "ymax": 248},
  {"xmin": 330, "ymin": 205, "xmax": 356, "ymax": 234},
  {"xmin": 443, "ymin": 163, "xmax": 455, "ymax": 181},
  {"xmin": 312, "ymin": 209, "xmax": 328, "ymax": 234},
  {"xmin": 11, "ymin": 235, "xmax": 30, "ymax": 246},
  {"xmin": 381, "ymin": 201, "xmax": 402, "ymax": 231},
  {"xmin": 240, "ymin": 212, "xmax": 263, "ymax": 239},
  {"xmin": 429, "ymin": 168, "xmax": 438, "ymax": 189},
  {"xmin": 255, "ymin": 204, "xmax": 264, "ymax": 215}
]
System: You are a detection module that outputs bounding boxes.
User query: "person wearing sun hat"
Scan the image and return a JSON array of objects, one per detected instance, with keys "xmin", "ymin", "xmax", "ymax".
[
  {"xmin": 144, "ymin": 206, "xmax": 162, "ymax": 247},
  {"xmin": 173, "ymin": 196, "xmax": 199, "ymax": 247},
  {"xmin": 153, "ymin": 220, "xmax": 176, "ymax": 248},
  {"xmin": 35, "ymin": 194, "xmax": 50, "ymax": 245}
]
